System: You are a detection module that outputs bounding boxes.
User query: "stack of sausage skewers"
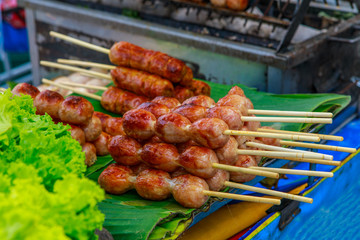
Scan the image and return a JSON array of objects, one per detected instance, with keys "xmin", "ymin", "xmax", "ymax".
[
  {"xmin": 33, "ymin": 32, "xmax": 356, "ymax": 208},
  {"xmin": 39, "ymin": 79, "xmax": 355, "ymax": 208}
]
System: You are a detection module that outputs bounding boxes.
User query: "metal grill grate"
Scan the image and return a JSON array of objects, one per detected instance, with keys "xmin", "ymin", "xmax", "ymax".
[{"xmin": 57, "ymin": 0, "xmax": 359, "ymax": 52}]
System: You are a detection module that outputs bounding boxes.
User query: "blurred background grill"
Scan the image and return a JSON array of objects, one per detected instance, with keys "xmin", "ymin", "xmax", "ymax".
[{"xmin": 19, "ymin": 0, "xmax": 360, "ymax": 100}]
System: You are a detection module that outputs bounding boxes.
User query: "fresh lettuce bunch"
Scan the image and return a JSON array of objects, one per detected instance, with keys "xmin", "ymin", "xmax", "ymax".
[{"xmin": 0, "ymin": 91, "xmax": 105, "ymax": 240}]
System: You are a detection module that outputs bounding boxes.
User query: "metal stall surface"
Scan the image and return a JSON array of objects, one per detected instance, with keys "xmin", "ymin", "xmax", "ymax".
[{"xmin": 21, "ymin": 0, "xmax": 360, "ymax": 96}]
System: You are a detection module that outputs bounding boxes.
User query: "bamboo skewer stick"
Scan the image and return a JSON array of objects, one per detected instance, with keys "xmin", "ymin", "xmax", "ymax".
[
  {"xmin": 271, "ymin": 156, "xmax": 340, "ymax": 166},
  {"xmin": 225, "ymin": 130, "xmax": 320, "ymax": 142},
  {"xmin": 50, "ymin": 31, "xmax": 110, "ymax": 54},
  {"xmin": 237, "ymin": 150, "xmax": 332, "ymax": 160},
  {"xmin": 58, "ymin": 58, "xmax": 116, "ymax": 70},
  {"xmin": 247, "ymin": 109, "xmax": 332, "ymax": 118},
  {"xmin": 279, "ymin": 140, "xmax": 356, "ymax": 153},
  {"xmin": 202, "ymin": 190, "xmax": 281, "ymax": 205},
  {"xmin": 212, "ymin": 163, "xmax": 279, "ymax": 179},
  {"xmin": 224, "ymin": 181, "xmax": 313, "ymax": 203},
  {"xmin": 57, "ymin": 81, "xmax": 107, "ymax": 91},
  {"xmin": 56, "ymin": 59, "xmax": 333, "ymax": 119},
  {"xmin": 41, "ymin": 61, "xmax": 112, "ymax": 80},
  {"xmin": 245, "ymin": 142, "xmax": 333, "ymax": 160},
  {"xmin": 42, "ymin": 79, "xmax": 102, "ymax": 101},
  {"xmin": 257, "ymin": 128, "xmax": 343, "ymax": 141},
  {"xmin": 242, "ymin": 116, "xmax": 332, "ymax": 124},
  {"xmin": 251, "ymin": 167, "xmax": 334, "ymax": 177}
]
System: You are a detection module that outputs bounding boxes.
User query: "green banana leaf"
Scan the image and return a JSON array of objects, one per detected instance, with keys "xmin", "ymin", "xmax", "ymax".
[{"xmin": 84, "ymin": 81, "xmax": 350, "ymax": 240}]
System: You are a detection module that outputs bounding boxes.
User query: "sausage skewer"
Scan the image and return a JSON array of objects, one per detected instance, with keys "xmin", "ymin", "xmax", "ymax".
[
  {"xmin": 108, "ymin": 136, "xmax": 279, "ymax": 178},
  {"xmin": 50, "ymin": 31, "xmax": 194, "ymax": 87},
  {"xmin": 257, "ymin": 128, "xmax": 344, "ymax": 141},
  {"xmin": 42, "ymin": 79, "xmax": 148, "ymax": 115},
  {"xmin": 41, "ymin": 61, "xmax": 175, "ymax": 99},
  {"xmin": 57, "ymin": 58, "xmax": 211, "ymax": 97},
  {"xmin": 245, "ymin": 141, "xmax": 334, "ymax": 160},
  {"xmin": 109, "ymin": 133, "xmax": 335, "ymax": 178},
  {"xmin": 279, "ymin": 140, "xmax": 356, "ymax": 153},
  {"xmin": 99, "ymin": 164, "xmax": 313, "ymax": 208},
  {"xmin": 98, "ymin": 164, "xmax": 281, "ymax": 208},
  {"xmin": 52, "ymin": 76, "xmax": 333, "ymax": 119}
]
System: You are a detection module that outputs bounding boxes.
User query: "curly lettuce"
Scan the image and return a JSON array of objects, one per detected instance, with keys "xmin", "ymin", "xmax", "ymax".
[{"xmin": 0, "ymin": 90, "xmax": 105, "ymax": 240}]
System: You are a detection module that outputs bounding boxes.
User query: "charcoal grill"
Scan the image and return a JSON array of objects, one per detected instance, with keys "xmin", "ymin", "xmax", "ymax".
[{"xmin": 19, "ymin": 0, "xmax": 360, "ymax": 98}]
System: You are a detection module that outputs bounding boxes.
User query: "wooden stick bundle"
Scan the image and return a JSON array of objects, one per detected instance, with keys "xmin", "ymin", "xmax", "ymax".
[
  {"xmin": 224, "ymin": 181, "xmax": 313, "ymax": 203},
  {"xmin": 245, "ymin": 142, "xmax": 333, "ymax": 160},
  {"xmin": 257, "ymin": 128, "xmax": 343, "ymax": 141},
  {"xmin": 203, "ymin": 190, "xmax": 281, "ymax": 205},
  {"xmin": 251, "ymin": 167, "xmax": 334, "ymax": 177},
  {"xmin": 280, "ymin": 141, "xmax": 356, "ymax": 153}
]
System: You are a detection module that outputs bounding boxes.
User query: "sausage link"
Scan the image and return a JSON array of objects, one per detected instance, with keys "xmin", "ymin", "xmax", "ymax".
[
  {"xmin": 109, "ymin": 42, "xmax": 193, "ymax": 86},
  {"xmin": 111, "ymin": 67, "xmax": 174, "ymax": 98},
  {"xmin": 101, "ymin": 86, "xmax": 148, "ymax": 114}
]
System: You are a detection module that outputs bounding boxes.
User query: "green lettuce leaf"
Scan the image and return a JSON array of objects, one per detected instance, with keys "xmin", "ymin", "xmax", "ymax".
[{"xmin": 0, "ymin": 90, "xmax": 105, "ymax": 240}]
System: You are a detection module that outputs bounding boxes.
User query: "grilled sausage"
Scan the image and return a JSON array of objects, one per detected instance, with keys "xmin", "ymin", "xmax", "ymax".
[
  {"xmin": 111, "ymin": 67, "xmax": 175, "ymax": 98},
  {"xmin": 33, "ymin": 90, "xmax": 64, "ymax": 119},
  {"xmin": 109, "ymin": 42, "xmax": 193, "ymax": 86},
  {"xmin": 101, "ymin": 86, "xmax": 148, "ymax": 114},
  {"xmin": 12, "ymin": 82, "xmax": 40, "ymax": 99},
  {"xmin": 58, "ymin": 96, "xmax": 94, "ymax": 125}
]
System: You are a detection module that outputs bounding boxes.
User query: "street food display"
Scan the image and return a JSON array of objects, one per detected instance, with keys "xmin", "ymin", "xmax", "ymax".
[{"xmin": 5, "ymin": 30, "xmax": 357, "ymax": 239}]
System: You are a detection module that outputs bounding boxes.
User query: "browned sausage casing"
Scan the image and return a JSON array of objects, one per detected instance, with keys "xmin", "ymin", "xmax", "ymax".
[
  {"xmin": 12, "ymin": 83, "xmax": 40, "ymax": 99},
  {"xmin": 82, "ymin": 115, "xmax": 102, "ymax": 142},
  {"xmin": 152, "ymin": 96, "xmax": 181, "ymax": 109},
  {"xmin": 58, "ymin": 96, "xmax": 94, "ymax": 125},
  {"xmin": 93, "ymin": 112, "xmax": 111, "ymax": 130},
  {"xmin": 92, "ymin": 132, "xmax": 112, "ymax": 156},
  {"xmin": 189, "ymin": 80, "xmax": 211, "ymax": 96},
  {"xmin": 109, "ymin": 42, "xmax": 193, "ymax": 86},
  {"xmin": 111, "ymin": 67, "xmax": 175, "ymax": 98},
  {"xmin": 206, "ymin": 169, "xmax": 230, "ymax": 191},
  {"xmin": 68, "ymin": 125, "xmax": 86, "ymax": 146},
  {"xmin": 206, "ymin": 106, "xmax": 243, "ymax": 130},
  {"xmin": 190, "ymin": 118, "xmax": 230, "ymax": 149},
  {"xmin": 172, "ymin": 104, "xmax": 207, "ymax": 123},
  {"xmin": 104, "ymin": 117, "xmax": 125, "ymax": 136},
  {"xmin": 123, "ymin": 109, "xmax": 156, "ymax": 140},
  {"xmin": 108, "ymin": 135, "xmax": 142, "ymax": 166},
  {"xmin": 98, "ymin": 163, "xmax": 135, "ymax": 195},
  {"xmin": 226, "ymin": 0, "xmax": 248, "ymax": 11},
  {"xmin": 183, "ymin": 95, "xmax": 215, "ymax": 108},
  {"xmin": 140, "ymin": 143, "xmax": 179, "ymax": 172},
  {"xmin": 82, "ymin": 142, "xmax": 97, "ymax": 167},
  {"xmin": 227, "ymin": 86, "xmax": 245, "ymax": 97},
  {"xmin": 137, "ymin": 102, "xmax": 170, "ymax": 119},
  {"xmin": 179, "ymin": 146, "xmax": 218, "ymax": 179},
  {"xmin": 101, "ymin": 86, "xmax": 148, "ymax": 114},
  {"xmin": 155, "ymin": 113, "xmax": 191, "ymax": 143},
  {"xmin": 33, "ymin": 90, "xmax": 64, "ymax": 119},
  {"xmin": 135, "ymin": 169, "xmax": 172, "ymax": 201},
  {"xmin": 230, "ymin": 155, "xmax": 257, "ymax": 183},
  {"xmin": 174, "ymin": 86, "xmax": 195, "ymax": 103},
  {"xmin": 172, "ymin": 174, "xmax": 209, "ymax": 208}
]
